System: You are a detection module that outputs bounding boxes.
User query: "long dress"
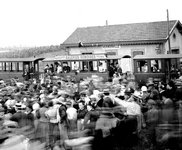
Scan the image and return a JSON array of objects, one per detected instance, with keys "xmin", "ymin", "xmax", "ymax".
[{"xmin": 35, "ymin": 107, "xmax": 49, "ymax": 147}]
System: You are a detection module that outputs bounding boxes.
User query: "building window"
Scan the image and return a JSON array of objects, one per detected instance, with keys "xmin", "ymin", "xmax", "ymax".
[
  {"xmin": 150, "ymin": 60, "xmax": 162, "ymax": 73},
  {"xmin": 173, "ymin": 33, "xmax": 176, "ymax": 42},
  {"xmin": 132, "ymin": 51, "xmax": 144, "ymax": 57},
  {"xmin": 171, "ymin": 49, "xmax": 179, "ymax": 54},
  {"xmin": 136, "ymin": 60, "xmax": 148, "ymax": 73}
]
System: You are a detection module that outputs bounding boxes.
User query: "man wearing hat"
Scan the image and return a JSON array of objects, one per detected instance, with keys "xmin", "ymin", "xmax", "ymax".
[
  {"xmin": 123, "ymin": 87, "xmax": 134, "ymax": 101},
  {"xmin": 146, "ymin": 82, "xmax": 160, "ymax": 101},
  {"xmin": 102, "ymin": 89, "xmax": 116, "ymax": 108},
  {"xmin": 10, "ymin": 103, "xmax": 28, "ymax": 128}
]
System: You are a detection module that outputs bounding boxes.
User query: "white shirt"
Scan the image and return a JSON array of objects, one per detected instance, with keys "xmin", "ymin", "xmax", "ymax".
[
  {"xmin": 114, "ymin": 97, "xmax": 141, "ymax": 116},
  {"xmin": 66, "ymin": 107, "xmax": 77, "ymax": 120},
  {"xmin": 57, "ymin": 65, "xmax": 62, "ymax": 73}
]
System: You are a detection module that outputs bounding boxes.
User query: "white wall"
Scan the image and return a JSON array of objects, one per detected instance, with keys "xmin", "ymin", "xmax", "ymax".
[{"xmin": 69, "ymin": 44, "xmax": 164, "ymax": 73}]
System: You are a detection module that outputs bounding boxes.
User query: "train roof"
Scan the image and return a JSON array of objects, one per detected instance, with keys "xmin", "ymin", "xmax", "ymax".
[
  {"xmin": 0, "ymin": 57, "xmax": 44, "ymax": 62},
  {"xmin": 133, "ymin": 54, "xmax": 182, "ymax": 60}
]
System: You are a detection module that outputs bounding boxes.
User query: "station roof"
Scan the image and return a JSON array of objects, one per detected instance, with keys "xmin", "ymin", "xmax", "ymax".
[{"xmin": 62, "ymin": 20, "xmax": 182, "ymax": 47}]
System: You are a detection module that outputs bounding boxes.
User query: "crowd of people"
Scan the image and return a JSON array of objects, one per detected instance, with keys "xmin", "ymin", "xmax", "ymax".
[{"xmin": 0, "ymin": 72, "xmax": 182, "ymax": 150}]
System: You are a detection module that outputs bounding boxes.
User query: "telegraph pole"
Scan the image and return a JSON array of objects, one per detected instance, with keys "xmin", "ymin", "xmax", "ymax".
[{"xmin": 167, "ymin": 9, "xmax": 171, "ymax": 54}]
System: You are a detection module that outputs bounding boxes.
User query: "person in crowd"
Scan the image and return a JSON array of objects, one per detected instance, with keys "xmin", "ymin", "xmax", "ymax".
[
  {"xmin": 146, "ymin": 82, "xmax": 160, "ymax": 101},
  {"xmin": 35, "ymin": 102, "xmax": 50, "ymax": 148},
  {"xmin": 83, "ymin": 101, "xmax": 99, "ymax": 134},
  {"xmin": 45, "ymin": 101, "xmax": 60, "ymax": 149},
  {"xmin": 165, "ymin": 80, "xmax": 177, "ymax": 102},
  {"xmin": 123, "ymin": 87, "xmax": 135, "ymax": 101},
  {"xmin": 116, "ymin": 63, "xmax": 122, "ymax": 76},
  {"xmin": 49, "ymin": 64, "xmax": 54, "ymax": 74},
  {"xmin": 10, "ymin": 103, "xmax": 28, "ymax": 128},
  {"xmin": 96, "ymin": 92, "xmax": 104, "ymax": 108},
  {"xmin": 25, "ymin": 103, "xmax": 35, "ymax": 140},
  {"xmin": 77, "ymin": 101, "xmax": 88, "ymax": 132},
  {"xmin": 58, "ymin": 98, "xmax": 69, "ymax": 143},
  {"xmin": 102, "ymin": 89, "xmax": 116, "ymax": 108},
  {"xmin": 94, "ymin": 106, "xmax": 120, "ymax": 150},
  {"xmin": 44, "ymin": 64, "xmax": 49, "ymax": 74},
  {"xmin": 160, "ymin": 90, "xmax": 175, "ymax": 124},
  {"xmin": 23, "ymin": 69, "xmax": 30, "ymax": 81},
  {"xmin": 112, "ymin": 73, "xmax": 120, "ymax": 85},
  {"xmin": 108, "ymin": 63, "xmax": 115, "ymax": 81},
  {"xmin": 57, "ymin": 63, "xmax": 63, "ymax": 74},
  {"xmin": 141, "ymin": 86, "xmax": 148, "ymax": 102},
  {"xmin": 145, "ymin": 99, "xmax": 159, "ymax": 146},
  {"xmin": 66, "ymin": 100, "xmax": 77, "ymax": 133}
]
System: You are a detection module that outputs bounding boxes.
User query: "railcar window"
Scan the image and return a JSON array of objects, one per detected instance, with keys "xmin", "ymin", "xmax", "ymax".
[
  {"xmin": 92, "ymin": 61, "xmax": 98, "ymax": 72},
  {"xmin": 18, "ymin": 62, "xmax": 23, "ymax": 71},
  {"xmin": 2, "ymin": 62, "xmax": 6, "ymax": 71},
  {"xmin": 80, "ymin": 61, "xmax": 89, "ymax": 72},
  {"xmin": 98, "ymin": 61, "xmax": 107, "ymax": 72},
  {"xmin": 35, "ymin": 63, "xmax": 38, "ymax": 72},
  {"xmin": 62, "ymin": 62, "xmax": 71, "ymax": 73},
  {"xmin": 6, "ymin": 62, "xmax": 9, "ymax": 71},
  {"xmin": 136, "ymin": 60, "xmax": 148, "ymax": 73},
  {"xmin": 72, "ymin": 61, "xmax": 79, "ymax": 71},
  {"xmin": 10, "ymin": 62, "xmax": 16, "ymax": 72},
  {"xmin": 150, "ymin": 60, "xmax": 162, "ymax": 73},
  {"xmin": 39, "ymin": 61, "xmax": 44, "ymax": 72}
]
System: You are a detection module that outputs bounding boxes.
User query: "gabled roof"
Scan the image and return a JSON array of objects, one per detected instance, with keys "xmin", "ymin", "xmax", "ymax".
[{"xmin": 62, "ymin": 20, "xmax": 182, "ymax": 47}]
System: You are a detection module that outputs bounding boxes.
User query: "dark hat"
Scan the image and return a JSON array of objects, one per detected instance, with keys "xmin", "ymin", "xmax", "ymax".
[
  {"xmin": 15, "ymin": 103, "xmax": 22, "ymax": 110},
  {"xmin": 124, "ymin": 87, "xmax": 134, "ymax": 94},
  {"xmin": 0, "ymin": 106, "xmax": 4, "ymax": 112},
  {"xmin": 147, "ymin": 82, "xmax": 154, "ymax": 87},
  {"xmin": 103, "ymin": 89, "xmax": 110, "ymax": 94},
  {"xmin": 66, "ymin": 101, "xmax": 72, "ymax": 106},
  {"xmin": 79, "ymin": 90, "xmax": 87, "ymax": 95}
]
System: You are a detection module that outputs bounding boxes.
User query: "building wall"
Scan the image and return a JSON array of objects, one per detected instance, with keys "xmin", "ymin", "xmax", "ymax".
[
  {"xmin": 69, "ymin": 44, "xmax": 160, "ymax": 56},
  {"xmin": 68, "ymin": 44, "xmax": 164, "ymax": 73},
  {"xmin": 164, "ymin": 27, "xmax": 182, "ymax": 54}
]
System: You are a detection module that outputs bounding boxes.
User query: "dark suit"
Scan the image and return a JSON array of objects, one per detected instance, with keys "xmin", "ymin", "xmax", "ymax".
[{"xmin": 10, "ymin": 111, "xmax": 27, "ymax": 128}]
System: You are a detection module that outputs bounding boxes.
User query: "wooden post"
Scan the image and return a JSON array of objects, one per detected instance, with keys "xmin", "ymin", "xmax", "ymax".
[{"xmin": 167, "ymin": 9, "xmax": 171, "ymax": 54}]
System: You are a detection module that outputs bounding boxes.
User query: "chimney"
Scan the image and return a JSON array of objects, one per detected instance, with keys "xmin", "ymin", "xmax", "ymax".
[{"xmin": 106, "ymin": 20, "xmax": 108, "ymax": 26}]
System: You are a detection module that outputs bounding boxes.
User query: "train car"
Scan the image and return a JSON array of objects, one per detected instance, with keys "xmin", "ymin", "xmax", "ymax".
[
  {"xmin": 133, "ymin": 54, "xmax": 182, "ymax": 85},
  {"xmin": 42, "ymin": 54, "xmax": 122, "ymax": 82},
  {"xmin": 0, "ymin": 57, "xmax": 44, "ymax": 81}
]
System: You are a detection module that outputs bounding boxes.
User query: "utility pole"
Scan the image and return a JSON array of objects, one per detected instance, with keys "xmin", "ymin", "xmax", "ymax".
[{"xmin": 167, "ymin": 9, "xmax": 171, "ymax": 54}]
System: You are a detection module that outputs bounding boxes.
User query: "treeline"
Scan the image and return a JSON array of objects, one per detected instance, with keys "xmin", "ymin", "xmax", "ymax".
[{"xmin": 0, "ymin": 45, "xmax": 66, "ymax": 58}]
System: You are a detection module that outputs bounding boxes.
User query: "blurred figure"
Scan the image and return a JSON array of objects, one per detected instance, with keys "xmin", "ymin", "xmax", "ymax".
[
  {"xmin": 146, "ymin": 82, "xmax": 160, "ymax": 101},
  {"xmin": 94, "ymin": 107, "xmax": 120, "ymax": 150},
  {"xmin": 10, "ymin": 103, "xmax": 27, "ymax": 128},
  {"xmin": 35, "ymin": 102, "xmax": 49, "ymax": 148},
  {"xmin": 160, "ymin": 91, "xmax": 175, "ymax": 124},
  {"xmin": 66, "ymin": 100, "xmax": 77, "ymax": 132},
  {"xmin": 166, "ymin": 80, "xmax": 177, "ymax": 102},
  {"xmin": 83, "ymin": 102, "xmax": 99, "ymax": 134},
  {"xmin": 146, "ymin": 99, "xmax": 159, "ymax": 146},
  {"xmin": 45, "ymin": 101, "xmax": 60, "ymax": 149}
]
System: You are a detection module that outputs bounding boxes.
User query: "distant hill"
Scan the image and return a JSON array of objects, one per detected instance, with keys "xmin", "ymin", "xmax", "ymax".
[
  {"xmin": 0, "ymin": 45, "xmax": 67, "ymax": 58},
  {"xmin": 0, "ymin": 46, "xmax": 33, "ymax": 52}
]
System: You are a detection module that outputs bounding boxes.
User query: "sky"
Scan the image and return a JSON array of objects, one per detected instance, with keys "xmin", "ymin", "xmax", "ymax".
[{"xmin": 0, "ymin": 0, "xmax": 181, "ymax": 47}]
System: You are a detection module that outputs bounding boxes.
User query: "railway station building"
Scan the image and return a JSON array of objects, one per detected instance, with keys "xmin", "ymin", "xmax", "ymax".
[{"xmin": 61, "ymin": 20, "xmax": 182, "ymax": 73}]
